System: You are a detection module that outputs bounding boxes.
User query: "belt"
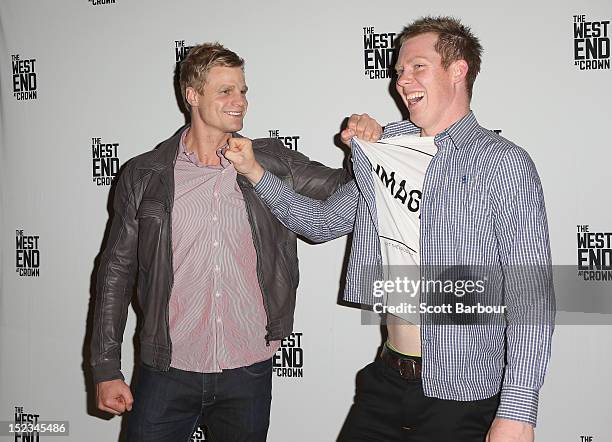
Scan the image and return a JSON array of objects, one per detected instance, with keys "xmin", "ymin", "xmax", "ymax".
[{"xmin": 380, "ymin": 344, "xmax": 422, "ymax": 381}]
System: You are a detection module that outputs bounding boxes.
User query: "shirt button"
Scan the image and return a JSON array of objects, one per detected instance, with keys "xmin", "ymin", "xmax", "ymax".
[
  {"xmin": 213, "ymin": 192, "xmax": 219, "ymax": 198},
  {"xmin": 214, "ymin": 265, "xmax": 220, "ymax": 273},
  {"xmin": 215, "ymin": 292, "xmax": 221, "ymax": 298},
  {"xmin": 212, "ymin": 215, "xmax": 218, "ymax": 222},
  {"xmin": 213, "ymin": 241, "xmax": 219, "ymax": 247}
]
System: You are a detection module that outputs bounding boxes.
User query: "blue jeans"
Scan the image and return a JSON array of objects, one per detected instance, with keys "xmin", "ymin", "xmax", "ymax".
[{"xmin": 126, "ymin": 359, "xmax": 272, "ymax": 442}]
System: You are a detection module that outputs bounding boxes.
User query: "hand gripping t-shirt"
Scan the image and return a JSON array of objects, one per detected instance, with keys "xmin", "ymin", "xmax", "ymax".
[{"xmin": 353, "ymin": 135, "xmax": 436, "ymax": 322}]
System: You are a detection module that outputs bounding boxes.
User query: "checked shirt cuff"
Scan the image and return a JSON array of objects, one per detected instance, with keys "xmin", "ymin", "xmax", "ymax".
[{"xmin": 496, "ymin": 384, "xmax": 539, "ymax": 426}]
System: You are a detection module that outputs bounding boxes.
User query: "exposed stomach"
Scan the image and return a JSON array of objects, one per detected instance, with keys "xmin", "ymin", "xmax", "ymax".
[{"xmin": 386, "ymin": 314, "xmax": 421, "ymax": 356}]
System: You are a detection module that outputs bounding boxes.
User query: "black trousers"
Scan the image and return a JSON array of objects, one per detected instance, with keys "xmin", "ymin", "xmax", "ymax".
[{"xmin": 338, "ymin": 358, "xmax": 499, "ymax": 442}]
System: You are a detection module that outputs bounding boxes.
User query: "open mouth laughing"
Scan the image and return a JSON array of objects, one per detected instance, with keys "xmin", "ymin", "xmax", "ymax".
[{"xmin": 405, "ymin": 91, "xmax": 425, "ymax": 107}]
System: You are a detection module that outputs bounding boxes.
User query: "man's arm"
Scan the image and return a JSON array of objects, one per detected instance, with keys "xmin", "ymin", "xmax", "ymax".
[
  {"xmin": 225, "ymin": 114, "xmax": 383, "ymax": 242},
  {"xmin": 256, "ymin": 171, "xmax": 358, "ymax": 242},
  {"xmin": 489, "ymin": 146, "xmax": 555, "ymax": 435},
  {"xmin": 90, "ymin": 163, "xmax": 139, "ymax": 414},
  {"xmin": 226, "ymin": 139, "xmax": 359, "ymax": 242}
]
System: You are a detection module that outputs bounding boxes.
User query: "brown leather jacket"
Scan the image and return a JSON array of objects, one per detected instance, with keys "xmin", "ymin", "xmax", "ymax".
[{"xmin": 90, "ymin": 129, "xmax": 351, "ymax": 383}]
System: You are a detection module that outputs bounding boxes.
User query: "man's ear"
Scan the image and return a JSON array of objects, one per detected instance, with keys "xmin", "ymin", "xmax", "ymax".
[
  {"xmin": 451, "ymin": 59, "xmax": 469, "ymax": 85},
  {"xmin": 185, "ymin": 86, "xmax": 199, "ymax": 108}
]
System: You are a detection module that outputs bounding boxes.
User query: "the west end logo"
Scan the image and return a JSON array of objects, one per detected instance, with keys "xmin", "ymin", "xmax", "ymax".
[
  {"xmin": 577, "ymin": 224, "xmax": 612, "ymax": 281},
  {"xmin": 16, "ymin": 230, "xmax": 40, "ymax": 277},
  {"xmin": 11, "ymin": 54, "xmax": 37, "ymax": 101},
  {"xmin": 175, "ymin": 40, "xmax": 195, "ymax": 64},
  {"xmin": 92, "ymin": 138, "xmax": 119, "ymax": 186},
  {"xmin": 268, "ymin": 129, "xmax": 300, "ymax": 151},
  {"xmin": 363, "ymin": 27, "xmax": 396, "ymax": 79},
  {"xmin": 573, "ymin": 15, "xmax": 610, "ymax": 70}
]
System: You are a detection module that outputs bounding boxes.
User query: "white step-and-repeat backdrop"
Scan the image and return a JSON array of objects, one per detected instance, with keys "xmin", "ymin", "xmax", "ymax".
[{"xmin": 1, "ymin": 0, "xmax": 611, "ymax": 440}]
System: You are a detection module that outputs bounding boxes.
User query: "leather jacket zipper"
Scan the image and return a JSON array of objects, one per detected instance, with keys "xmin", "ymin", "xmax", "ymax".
[{"xmin": 160, "ymin": 172, "xmax": 174, "ymax": 369}]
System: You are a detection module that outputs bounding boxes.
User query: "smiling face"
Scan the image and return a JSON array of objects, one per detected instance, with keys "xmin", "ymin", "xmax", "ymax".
[
  {"xmin": 395, "ymin": 32, "xmax": 469, "ymax": 137},
  {"xmin": 187, "ymin": 66, "xmax": 248, "ymax": 137}
]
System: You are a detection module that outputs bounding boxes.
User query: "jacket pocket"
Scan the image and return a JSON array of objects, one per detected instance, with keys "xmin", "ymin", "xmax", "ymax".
[{"xmin": 136, "ymin": 198, "xmax": 167, "ymax": 272}]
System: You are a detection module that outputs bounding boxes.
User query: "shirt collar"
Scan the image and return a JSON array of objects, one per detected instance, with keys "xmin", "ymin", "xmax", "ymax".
[
  {"xmin": 400, "ymin": 120, "xmax": 421, "ymax": 135},
  {"xmin": 180, "ymin": 127, "xmax": 232, "ymax": 168},
  {"xmin": 434, "ymin": 111, "xmax": 480, "ymax": 150}
]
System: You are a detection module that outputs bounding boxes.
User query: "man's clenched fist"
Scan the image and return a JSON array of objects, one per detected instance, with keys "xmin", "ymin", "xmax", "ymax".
[
  {"xmin": 340, "ymin": 113, "xmax": 383, "ymax": 146},
  {"xmin": 224, "ymin": 138, "xmax": 265, "ymax": 185},
  {"xmin": 96, "ymin": 379, "xmax": 134, "ymax": 415}
]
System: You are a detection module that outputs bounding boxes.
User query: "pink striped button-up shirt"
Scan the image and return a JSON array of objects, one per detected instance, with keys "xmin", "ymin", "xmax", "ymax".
[{"xmin": 169, "ymin": 129, "xmax": 279, "ymax": 373}]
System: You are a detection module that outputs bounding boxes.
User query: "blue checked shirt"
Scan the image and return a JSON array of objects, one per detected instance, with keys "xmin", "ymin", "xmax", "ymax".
[{"xmin": 254, "ymin": 112, "xmax": 555, "ymax": 426}]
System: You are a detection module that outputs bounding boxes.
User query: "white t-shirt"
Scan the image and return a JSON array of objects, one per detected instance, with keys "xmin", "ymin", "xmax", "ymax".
[{"xmin": 354, "ymin": 135, "xmax": 436, "ymax": 322}]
